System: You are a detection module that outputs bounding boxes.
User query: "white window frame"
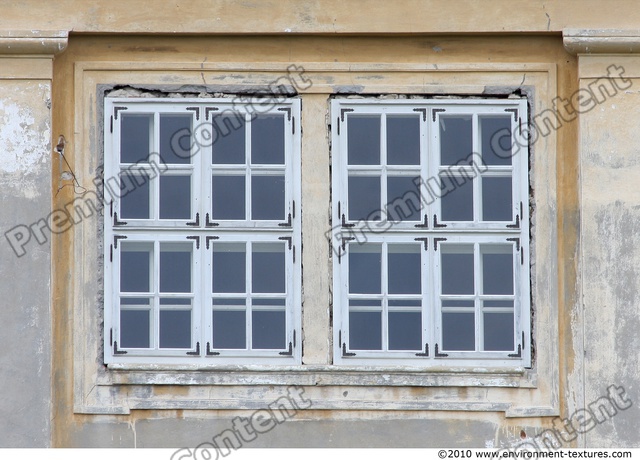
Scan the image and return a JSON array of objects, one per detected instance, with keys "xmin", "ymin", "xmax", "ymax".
[
  {"xmin": 104, "ymin": 98, "xmax": 302, "ymax": 365},
  {"xmin": 331, "ymin": 98, "xmax": 531, "ymax": 367}
]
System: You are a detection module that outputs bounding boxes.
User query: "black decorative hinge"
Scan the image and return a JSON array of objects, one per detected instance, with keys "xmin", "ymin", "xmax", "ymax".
[
  {"xmin": 186, "ymin": 212, "xmax": 200, "ymax": 227},
  {"xmin": 113, "ymin": 106, "xmax": 128, "ymax": 120},
  {"xmin": 278, "ymin": 107, "xmax": 292, "ymax": 121},
  {"xmin": 341, "ymin": 108, "xmax": 354, "ymax": 122},
  {"xmin": 414, "ymin": 215, "xmax": 429, "ymax": 228},
  {"xmin": 279, "ymin": 341, "xmax": 293, "ymax": 356},
  {"xmin": 186, "ymin": 235, "xmax": 200, "ymax": 249},
  {"xmin": 205, "ymin": 236, "xmax": 219, "ymax": 250},
  {"xmin": 432, "ymin": 108, "xmax": 446, "ymax": 122},
  {"xmin": 342, "ymin": 343, "xmax": 356, "ymax": 357},
  {"xmin": 187, "ymin": 341, "xmax": 201, "ymax": 356},
  {"xmin": 434, "ymin": 343, "xmax": 448, "ymax": 357},
  {"xmin": 504, "ymin": 108, "xmax": 518, "ymax": 121},
  {"xmin": 507, "ymin": 214, "xmax": 520, "ymax": 229},
  {"xmin": 113, "ymin": 212, "xmax": 128, "ymax": 226},
  {"xmin": 508, "ymin": 344, "xmax": 522, "ymax": 358},
  {"xmin": 113, "ymin": 235, "xmax": 128, "ymax": 249},
  {"xmin": 414, "ymin": 237, "xmax": 429, "ymax": 251},
  {"xmin": 415, "ymin": 343, "xmax": 429, "ymax": 357},
  {"xmin": 413, "ymin": 108, "xmax": 427, "ymax": 121},
  {"xmin": 110, "ymin": 328, "xmax": 113, "ymax": 346},
  {"xmin": 113, "ymin": 341, "xmax": 128, "ymax": 355},
  {"xmin": 186, "ymin": 107, "xmax": 200, "ymax": 121},
  {"xmin": 278, "ymin": 213, "xmax": 292, "ymax": 227},
  {"xmin": 205, "ymin": 107, "xmax": 219, "ymax": 121},
  {"xmin": 341, "ymin": 214, "xmax": 355, "ymax": 228},
  {"xmin": 433, "ymin": 215, "xmax": 447, "ymax": 228},
  {"xmin": 205, "ymin": 213, "xmax": 219, "ymax": 227},
  {"xmin": 433, "ymin": 237, "xmax": 447, "ymax": 251},
  {"xmin": 506, "ymin": 237, "xmax": 520, "ymax": 251},
  {"xmin": 206, "ymin": 342, "xmax": 220, "ymax": 356},
  {"xmin": 278, "ymin": 236, "xmax": 293, "ymax": 250}
]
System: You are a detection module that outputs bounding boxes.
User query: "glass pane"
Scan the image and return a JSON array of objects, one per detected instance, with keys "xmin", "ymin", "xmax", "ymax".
[
  {"xmin": 441, "ymin": 246, "xmax": 474, "ymax": 295},
  {"xmin": 252, "ymin": 310, "xmax": 286, "ymax": 349},
  {"xmin": 251, "ymin": 115, "xmax": 284, "ymax": 165},
  {"xmin": 212, "ymin": 175, "xmax": 245, "ymax": 220},
  {"xmin": 442, "ymin": 312, "xmax": 475, "ymax": 351},
  {"xmin": 349, "ymin": 311, "xmax": 382, "ymax": 350},
  {"xmin": 442, "ymin": 300, "xmax": 474, "ymax": 309},
  {"xmin": 483, "ymin": 312, "xmax": 514, "ymax": 351},
  {"xmin": 160, "ymin": 114, "xmax": 192, "ymax": 164},
  {"xmin": 159, "ymin": 175, "xmax": 191, "ymax": 219},
  {"xmin": 348, "ymin": 176, "xmax": 380, "ymax": 221},
  {"xmin": 160, "ymin": 244, "xmax": 191, "ymax": 293},
  {"xmin": 440, "ymin": 115, "xmax": 472, "ymax": 165},
  {"xmin": 212, "ymin": 243, "xmax": 246, "ymax": 293},
  {"xmin": 389, "ymin": 311, "xmax": 422, "ymax": 350},
  {"xmin": 482, "ymin": 245, "xmax": 514, "ymax": 295},
  {"xmin": 482, "ymin": 177, "xmax": 512, "ymax": 221},
  {"xmin": 440, "ymin": 175, "xmax": 473, "ymax": 221},
  {"xmin": 480, "ymin": 116, "xmax": 512, "ymax": 166},
  {"xmin": 120, "ymin": 244, "xmax": 152, "ymax": 293},
  {"xmin": 120, "ymin": 173, "xmax": 150, "ymax": 219},
  {"xmin": 349, "ymin": 299, "xmax": 382, "ymax": 307},
  {"xmin": 120, "ymin": 297, "xmax": 151, "ymax": 306},
  {"xmin": 120, "ymin": 114, "xmax": 151, "ymax": 164},
  {"xmin": 212, "ymin": 310, "xmax": 246, "ymax": 349},
  {"xmin": 120, "ymin": 310, "xmax": 150, "ymax": 348},
  {"xmin": 348, "ymin": 115, "xmax": 380, "ymax": 165},
  {"xmin": 388, "ymin": 244, "xmax": 421, "ymax": 294},
  {"xmin": 349, "ymin": 244, "xmax": 381, "ymax": 294},
  {"xmin": 386, "ymin": 176, "xmax": 421, "ymax": 222},
  {"xmin": 252, "ymin": 243, "xmax": 286, "ymax": 294},
  {"xmin": 159, "ymin": 310, "xmax": 191, "ymax": 348},
  {"xmin": 484, "ymin": 300, "xmax": 514, "ymax": 309},
  {"xmin": 160, "ymin": 297, "xmax": 191, "ymax": 306},
  {"xmin": 387, "ymin": 115, "xmax": 420, "ymax": 165},
  {"xmin": 388, "ymin": 299, "xmax": 421, "ymax": 307},
  {"xmin": 251, "ymin": 175, "xmax": 285, "ymax": 220},
  {"xmin": 252, "ymin": 298, "xmax": 286, "ymax": 306},
  {"xmin": 212, "ymin": 113, "xmax": 246, "ymax": 164}
]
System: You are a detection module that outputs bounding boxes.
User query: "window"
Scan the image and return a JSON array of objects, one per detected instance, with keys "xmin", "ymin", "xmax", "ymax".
[
  {"xmin": 331, "ymin": 99, "xmax": 531, "ymax": 367},
  {"xmin": 103, "ymin": 98, "xmax": 301, "ymax": 364}
]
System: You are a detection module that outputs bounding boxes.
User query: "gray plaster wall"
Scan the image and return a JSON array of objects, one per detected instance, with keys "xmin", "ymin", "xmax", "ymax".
[{"xmin": 0, "ymin": 81, "xmax": 52, "ymax": 447}]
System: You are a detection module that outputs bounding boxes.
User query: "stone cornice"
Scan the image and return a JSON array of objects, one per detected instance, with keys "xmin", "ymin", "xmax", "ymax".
[
  {"xmin": 564, "ymin": 29, "xmax": 640, "ymax": 54},
  {"xmin": 0, "ymin": 30, "xmax": 68, "ymax": 55}
]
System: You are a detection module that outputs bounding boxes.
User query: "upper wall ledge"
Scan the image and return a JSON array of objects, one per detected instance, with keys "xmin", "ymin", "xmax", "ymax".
[
  {"xmin": 0, "ymin": 30, "xmax": 68, "ymax": 55},
  {"xmin": 564, "ymin": 29, "xmax": 640, "ymax": 54}
]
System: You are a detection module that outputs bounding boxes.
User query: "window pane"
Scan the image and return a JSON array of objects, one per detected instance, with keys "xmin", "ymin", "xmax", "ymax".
[
  {"xmin": 159, "ymin": 310, "xmax": 191, "ymax": 348},
  {"xmin": 212, "ymin": 175, "xmax": 245, "ymax": 220},
  {"xmin": 120, "ymin": 310, "xmax": 150, "ymax": 348},
  {"xmin": 160, "ymin": 114, "xmax": 192, "ymax": 164},
  {"xmin": 251, "ymin": 115, "xmax": 284, "ymax": 165},
  {"xmin": 480, "ymin": 116, "xmax": 512, "ymax": 166},
  {"xmin": 120, "ymin": 244, "xmax": 152, "ymax": 293},
  {"xmin": 160, "ymin": 244, "xmax": 191, "ymax": 293},
  {"xmin": 482, "ymin": 245, "xmax": 514, "ymax": 295},
  {"xmin": 440, "ymin": 175, "xmax": 473, "ymax": 221},
  {"xmin": 252, "ymin": 243, "xmax": 285, "ymax": 294},
  {"xmin": 212, "ymin": 310, "xmax": 246, "ymax": 349},
  {"xmin": 387, "ymin": 115, "xmax": 420, "ymax": 165},
  {"xmin": 442, "ymin": 300, "xmax": 474, "ymax": 309},
  {"xmin": 349, "ymin": 311, "xmax": 382, "ymax": 350},
  {"xmin": 440, "ymin": 115, "xmax": 472, "ymax": 165},
  {"xmin": 388, "ymin": 244, "xmax": 421, "ymax": 294},
  {"xmin": 386, "ymin": 176, "xmax": 421, "ymax": 222},
  {"xmin": 252, "ymin": 310, "xmax": 286, "ymax": 349},
  {"xmin": 441, "ymin": 246, "xmax": 474, "ymax": 295},
  {"xmin": 348, "ymin": 176, "xmax": 380, "ymax": 221},
  {"xmin": 251, "ymin": 175, "xmax": 285, "ymax": 220},
  {"xmin": 159, "ymin": 175, "xmax": 191, "ymax": 219},
  {"xmin": 389, "ymin": 311, "xmax": 422, "ymax": 350},
  {"xmin": 483, "ymin": 312, "xmax": 514, "ymax": 351},
  {"xmin": 348, "ymin": 115, "xmax": 380, "ymax": 165},
  {"xmin": 482, "ymin": 176, "xmax": 512, "ymax": 221},
  {"xmin": 212, "ymin": 113, "xmax": 246, "ymax": 164},
  {"xmin": 212, "ymin": 243, "xmax": 246, "ymax": 293},
  {"xmin": 442, "ymin": 312, "xmax": 475, "ymax": 351},
  {"xmin": 120, "ymin": 114, "xmax": 151, "ymax": 164},
  {"xmin": 349, "ymin": 244, "xmax": 381, "ymax": 294},
  {"xmin": 120, "ymin": 173, "xmax": 150, "ymax": 219}
]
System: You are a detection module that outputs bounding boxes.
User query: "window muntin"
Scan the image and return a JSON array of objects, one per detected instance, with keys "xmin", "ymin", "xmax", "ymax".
[
  {"xmin": 332, "ymin": 99, "xmax": 530, "ymax": 367},
  {"xmin": 104, "ymin": 99, "xmax": 301, "ymax": 364}
]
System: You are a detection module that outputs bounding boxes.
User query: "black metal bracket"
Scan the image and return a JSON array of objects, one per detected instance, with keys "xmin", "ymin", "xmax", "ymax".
[
  {"xmin": 278, "ymin": 236, "xmax": 293, "ymax": 250},
  {"xmin": 432, "ymin": 108, "xmax": 446, "ymax": 122},
  {"xmin": 205, "ymin": 236, "xmax": 219, "ymax": 249},
  {"xmin": 342, "ymin": 342, "xmax": 356, "ymax": 357},
  {"xmin": 113, "ymin": 341, "xmax": 128, "ymax": 355},
  {"xmin": 433, "ymin": 215, "xmax": 447, "ymax": 228},
  {"xmin": 414, "ymin": 237, "xmax": 429, "ymax": 251},
  {"xmin": 506, "ymin": 214, "xmax": 520, "ymax": 229},
  {"xmin": 205, "ymin": 107, "xmax": 219, "ymax": 121},
  {"xmin": 506, "ymin": 237, "xmax": 520, "ymax": 251},
  {"xmin": 434, "ymin": 343, "xmax": 448, "ymax": 357},
  {"xmin": 186, "ymin": 107, "xmax": 200, "ymax": 121},
  {"xmin": 279, "ymin": 341, "xmax": 293, "ymax": 356},
  {"xmin": 205, "ymin": 213, "xmax": 219, "ymax": 227},
  {"xmin": 277, "ymin": 107, "xmax": 292, "ymax": 121},
  {"xmin": 504, "ymin": 108, "xmax": 518, "ymax": 122},
  {"xmin": 433, "ymin": 237, "xmax": 447, "ymax": 251},
  {"xmin": 341, "ymin": 108, "xmax": 354, "ymax": 122},
  {"xmin": 414, "ymin": 214, "xmax": 429, "ymax": 228},
  {"xmin": 413, "ymin": 108, "xmax": 427, "ymax": 122},
  {"xmin": 278, "ymin": 213, "xmax": 292, "ymax": 227},
  {"xmin": 508, "ymin": 344, "xmax": 522, "ymax": 358},
  {"xmin": 113, "ymin": 106, "xmax": 128, "ymax": 120},
  {"xmin": 186, "ymin": 341, "xmax": 201, "ymax": 356},
  {"xmin": 186, "ymin": 212, "xmax": 200, "ymax": 227},
  {"xmin": 206, "ymin": 342, "xmax": 220, "ymax": 356},
  {"xmin": 341, "ymin": 236, "xmax": 355, "ymax": 252},
  {"xmin": 113, "ymin": 212, "xmax": 128, "ymax": 226},
  {"xmin": 186, "ymin": 235, "xmax": 200, "ymax": 249},
  {"xmin": 113, "ymin": 235, "xmax": 128, "ymax": 249},
  {"xmin": 415, "ymin": 343, "xmax": 429, "ymax": 357},
  {"xmin": 341, "ymin": 214, "xmax": 355, "ymax": 228}
]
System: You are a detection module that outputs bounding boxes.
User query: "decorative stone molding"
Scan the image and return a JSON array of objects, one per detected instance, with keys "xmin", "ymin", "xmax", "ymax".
[
  {"xmin": 0, "ymin": 30, "xmax": 68, "ymax": 55},
  {"xmin": 564, "ymin": 29, "xmax": 640, "ymax": 54}
]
